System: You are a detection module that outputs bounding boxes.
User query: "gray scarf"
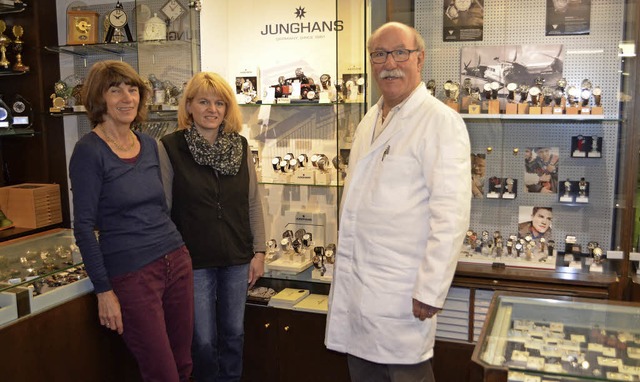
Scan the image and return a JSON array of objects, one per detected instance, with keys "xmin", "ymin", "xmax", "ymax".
[{"xmin": 184, "ymin": 124, "xmax": 243, "ymax": 175}]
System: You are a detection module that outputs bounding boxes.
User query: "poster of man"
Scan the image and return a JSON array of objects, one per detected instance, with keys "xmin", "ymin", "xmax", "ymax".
[
  {"xmin": 471, "ymin": 153, "xmax": 486, "ymax": 198},
  {"xmin": 524, "ymin": 147, "xmax": 559, "ymax": 194},
  {"xmin": 518, "ymin": 206, "xmax": 553, "ymax": 242}
]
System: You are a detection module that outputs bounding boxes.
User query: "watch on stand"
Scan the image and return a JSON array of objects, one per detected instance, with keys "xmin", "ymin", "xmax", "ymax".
[{"xmin": 105, "ymin": 1, "xmax": 133, "ymax": 43}]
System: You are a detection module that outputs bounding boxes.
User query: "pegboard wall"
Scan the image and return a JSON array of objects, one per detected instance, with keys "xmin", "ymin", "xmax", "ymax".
[{"xmin": 416, "ymin": 0, "xmax": 625, "ymax": 250}]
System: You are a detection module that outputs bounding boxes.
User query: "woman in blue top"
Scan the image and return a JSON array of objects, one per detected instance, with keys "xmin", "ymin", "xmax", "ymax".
[{"xmin": 69, "ymin": 60, "xmax": 194, "ymax": 382}]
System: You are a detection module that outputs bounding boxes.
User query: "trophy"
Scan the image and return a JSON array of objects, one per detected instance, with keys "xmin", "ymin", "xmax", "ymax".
[
  {"xmin": 0, "ymin": 20, "xmax": 11, "ymax": 71},
  {"xmin": 11, "ymin": 25, "xmax": 28, "ymax": 72}
]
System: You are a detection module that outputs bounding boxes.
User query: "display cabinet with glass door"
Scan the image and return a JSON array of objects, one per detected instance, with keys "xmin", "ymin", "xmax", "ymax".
[
  {"xmin": 201, "ymin": 0, "xmax": 367, "ymax": 288},
  {"xmin": 47, "ymin": 0, "xmax": 200, "ymax": 139},
  {"xmin": 413, "ymin": 0, "xmax": 636, "ymax": 300}
]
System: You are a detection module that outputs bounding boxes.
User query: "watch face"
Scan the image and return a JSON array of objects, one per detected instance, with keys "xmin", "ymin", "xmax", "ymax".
[
  {"xmin": 0, "ymin": 107, "xmax": 7, "ymax": 121},
  {"xmin": 483, "ymin": 83, "xmax": 492, "ymax": 91},
  {"xmin": 455, "ymin": 0, "xmax": 472, "ymax": 11},
  {"xmin": 109, "ymin": 9, "xmax": 127, "ymax": 28},
  {"xmin": 592, "ymin": 87, "xmax": 602, "ymax": 96},
  {"xmin": 557, "ymin": 78, "xmax": 567, "ymax": 88},
  {"xmin": 566, "ymin": 86, "xmax": 578, "ymax": 97},
  {"xmin": 490, "ymin": 82, "xmax": 500, "ymax": 91},
  {"xmin": 161, "ymin": 0, "xmax": 187, "ymax": 21},
  {"xmin": 506, "ymin": 83, "xmax": 517, "ymax": 92},
  {"xmin": 12, "ymin": 101, "xmax": 25, "ymax": 113},
  {"xmin": 580, "ymin": 89, "xmax": 591, "ymax": 100},
  {"xmin": 529, "ymin": 87, "xmax": 541, "ymax": 96}
]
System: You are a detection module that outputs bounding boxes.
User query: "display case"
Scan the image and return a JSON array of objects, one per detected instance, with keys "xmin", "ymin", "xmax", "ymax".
[
  {"xmin": 415, "ymin": 0, "xmax": 630, "ymax": 278},
  {"xmin": 48, "ymin": 0, "xmax": 201, "ymax": 137},
  {"xmin": 201, "ymin": 0, "xmax": 367, "ymax": 279},
  {"xmin": 471, "ymin": 292, "xmax": 640, "ymax": 382},
  {"xmin": 0, "ymin": 228, "xmax": 92, "ymax": 327}
]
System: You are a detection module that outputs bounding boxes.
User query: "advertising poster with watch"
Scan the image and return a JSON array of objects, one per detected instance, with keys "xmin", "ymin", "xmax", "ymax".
[
  {"xmin": 546, "ymin": 0, "xmax": 591, "ymax": 36},
  {"xmin": 524, "ymin": 147, "xmax": 559, "ymax": 194},
  {"xmin": 235, "ymin": 72, "xmax": 258, "ymax": 104},
  {"xmin": 460, "ymin": 44, "xmax": 564, "ymax": 96},
  {"xmin": 443, "ymin": 0, "xmax": 484, "ymax": 42}
]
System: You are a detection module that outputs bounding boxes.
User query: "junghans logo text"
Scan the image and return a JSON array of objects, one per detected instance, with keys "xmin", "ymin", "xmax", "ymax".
[{"xmin": 260, "ymin": 6, "xmax": 344, "ymax": 36}]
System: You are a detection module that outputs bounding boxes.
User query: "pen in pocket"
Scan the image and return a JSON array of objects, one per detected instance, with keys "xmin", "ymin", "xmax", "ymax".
[{"xmin": 382, "ymin": 145, "xmax": 390, "ymax": 161}]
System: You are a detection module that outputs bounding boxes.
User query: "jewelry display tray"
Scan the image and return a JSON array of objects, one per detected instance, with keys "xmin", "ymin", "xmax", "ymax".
[
  {"xmin": 473, "ymin": 292, "xmax": 640, "ymax": 381},
  {"xmin": 0, "ymin": 228, "xmax": 93, "ymax": 327}
]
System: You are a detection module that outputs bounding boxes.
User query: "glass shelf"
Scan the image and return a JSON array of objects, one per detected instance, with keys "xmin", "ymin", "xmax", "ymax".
[
  {"xmin": 0, "ymin": 128, "xmax": 34, "ymax": 137},
  {"xmin": 461, "ymin": 113, "xmax": 613, "ymax": 121},
  {"xmin": 258, "ymin": 180, "xmax": 342, "ymax": 188},
  {"xmin": 0, "ymin": 70, "xmax": 27, "ymax": 77},
  {"xmin": 239, "ymin": 101, "xmax": 366, "ymax": 107},
  {"xmin": 44, "ymin": 40, "xmax": 199, "ymax": 58},
  {"xmin": 0, "ymin": 2, "xmax": 26, "ymax": 14}
]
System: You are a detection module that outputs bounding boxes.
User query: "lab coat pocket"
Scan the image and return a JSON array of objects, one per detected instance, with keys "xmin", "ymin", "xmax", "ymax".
[
  {"xmin": 361, "ymin": 288, "xmax": 414, "ymax": 321},
  {"xmin": 370, "ymin": 155, "xmax": 417, "ymax": 206}
]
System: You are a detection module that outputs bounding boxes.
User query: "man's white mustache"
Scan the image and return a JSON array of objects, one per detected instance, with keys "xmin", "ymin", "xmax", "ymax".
[{"xmin": 379, "ymin": 69, "xmax": 405, "ymax": 79}]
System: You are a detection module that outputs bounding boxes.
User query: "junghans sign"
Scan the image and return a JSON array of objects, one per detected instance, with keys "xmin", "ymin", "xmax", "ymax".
[{"xmin": 260, "ymin": 6, "xmax": 344, "ymax": 36}]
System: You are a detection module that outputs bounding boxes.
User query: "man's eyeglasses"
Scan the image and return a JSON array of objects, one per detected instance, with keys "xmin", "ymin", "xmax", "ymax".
[{"xmin": 369, "ymin": 49, "xmax": 420, "ymax": 64}]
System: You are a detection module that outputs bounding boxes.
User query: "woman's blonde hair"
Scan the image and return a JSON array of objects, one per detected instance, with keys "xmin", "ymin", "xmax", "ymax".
[{"xmin": 178, "ymin": 72, "xmax": 242, "ymax": 133}]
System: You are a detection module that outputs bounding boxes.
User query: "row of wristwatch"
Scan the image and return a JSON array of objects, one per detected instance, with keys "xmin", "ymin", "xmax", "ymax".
[{"xmin": 432, "ymin": 77, "xmax": 602, "ymax": 108}]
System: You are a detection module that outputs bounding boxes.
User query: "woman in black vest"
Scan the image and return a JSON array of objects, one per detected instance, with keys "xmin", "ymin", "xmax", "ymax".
[{"xmin": 159, "ymin": 72, "xmax": 266, "ymax": 382}]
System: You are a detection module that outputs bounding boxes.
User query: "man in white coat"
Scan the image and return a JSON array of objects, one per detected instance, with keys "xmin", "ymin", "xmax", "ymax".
[{"xmin": 325, "ymin": 22, "xmax": 471, "ymax": 381}]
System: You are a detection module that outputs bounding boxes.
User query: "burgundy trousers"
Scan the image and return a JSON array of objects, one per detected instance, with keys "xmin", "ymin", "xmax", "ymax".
[{"xmin": 111, "ymin": 245, "xmax": 194, "ymax": 382}]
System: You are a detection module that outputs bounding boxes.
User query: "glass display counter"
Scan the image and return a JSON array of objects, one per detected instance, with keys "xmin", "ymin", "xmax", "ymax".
[
  {"xmin": 472, "ymin": 292, "xmax": 640, "ymax": 382},
  {"xmin": 0, "ymin": 229, "xmax": 92, "ymax": 326}
]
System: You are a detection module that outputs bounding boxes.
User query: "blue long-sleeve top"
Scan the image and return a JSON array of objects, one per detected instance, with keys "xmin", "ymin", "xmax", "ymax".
[{"xmin": 69, "ymin": 130, "xmax": 184, "ymax": 293}]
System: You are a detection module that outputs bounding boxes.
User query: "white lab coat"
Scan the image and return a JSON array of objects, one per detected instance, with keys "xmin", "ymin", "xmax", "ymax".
[{"xmin": 325, "ymin": 83, "xmax": 471, "ymax": 364}]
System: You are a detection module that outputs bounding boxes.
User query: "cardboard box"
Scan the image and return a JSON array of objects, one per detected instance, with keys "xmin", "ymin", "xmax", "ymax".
[{"xmin": 0, "ymin": 183, "xmax": 62, "ymax": 228}]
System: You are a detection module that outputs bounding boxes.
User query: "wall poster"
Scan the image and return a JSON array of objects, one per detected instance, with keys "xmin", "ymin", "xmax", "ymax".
[
  {"xmin": 443, "ymin": 0, "xmax": 484, "ymax": 42},
  {"xmin": 546, "ymin": 0, "xmax": 591, "ymax": 36}
]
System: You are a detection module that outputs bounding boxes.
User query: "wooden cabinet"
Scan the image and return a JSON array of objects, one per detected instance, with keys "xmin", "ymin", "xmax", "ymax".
[
  {"xmin": 0, "ymin": 293, "xmax": 142, "ymax": 381},
  {"xmin": 242, "ymin": 304, "xmax": 350, "ymax": 382},
  {"xmin": 0, "ymin": 0, "xmax": 68, "ymax": 227}
]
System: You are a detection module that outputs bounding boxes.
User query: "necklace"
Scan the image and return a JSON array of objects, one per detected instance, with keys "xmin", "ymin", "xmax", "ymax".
[{"xmin": 99, "ymin": 125, "xmax": 135, "ymax": 152}]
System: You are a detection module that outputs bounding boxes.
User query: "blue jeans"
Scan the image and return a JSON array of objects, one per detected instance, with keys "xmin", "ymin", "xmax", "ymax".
[{"xmin": 192, "ymin": 264, "xmax": 250, "ymax": 382}]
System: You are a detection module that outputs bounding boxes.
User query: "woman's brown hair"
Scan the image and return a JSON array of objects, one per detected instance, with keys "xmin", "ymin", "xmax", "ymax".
[{"xmin": 82, "ymin": 60, "xmax": 149, "ymax": 127}]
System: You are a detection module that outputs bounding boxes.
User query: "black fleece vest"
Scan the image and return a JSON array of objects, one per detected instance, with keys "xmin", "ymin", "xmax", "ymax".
[{"xmin": 161, "ymin": 131, "xmax": 253, "ymax": 268}]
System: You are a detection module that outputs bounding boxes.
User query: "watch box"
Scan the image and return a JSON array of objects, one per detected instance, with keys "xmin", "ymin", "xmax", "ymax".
[{"xmin": 67, "ymin": 9, "xmax": 99, "ymax": 45}]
